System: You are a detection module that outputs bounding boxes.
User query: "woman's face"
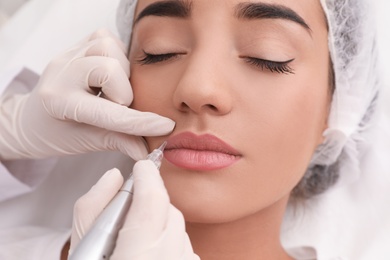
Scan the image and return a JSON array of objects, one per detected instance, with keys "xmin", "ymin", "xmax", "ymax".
[{"xmin": 129, "ymin": 0, "xmax": 330, "ymax": 223}]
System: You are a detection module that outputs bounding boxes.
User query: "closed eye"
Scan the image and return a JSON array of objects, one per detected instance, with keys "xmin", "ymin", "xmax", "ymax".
[
  {"xmin": 137, "ymin": 51, "xmax": 183, "ymax": 65},
  {"xmin": 243, "ymin": 57, "xmax": 295, "ymax": 74},
  {"xmin": 137, "ymin": 52, "xmax": 295, "ymax": 75}
]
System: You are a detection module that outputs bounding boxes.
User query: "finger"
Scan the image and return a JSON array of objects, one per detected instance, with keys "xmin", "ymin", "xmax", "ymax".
[
  {"xmin": 85, "ymin": 37, "xmax": 130, "ymax": 78},
  {"xmin": 88, "ymin": 28, "xmax": 127, "ymax": 53},
  {"xmin": 159, "ymin": 205, "xmax": 190, "ymax": 259},
  {"xmin": 71, "ymin": 29, "xmax": 127, "ymax": 53},
  {"xmin": 88, "ymin": 59, "xmax": 132, "ymax": 106},
  {"xmin": 103, "ymin": 133, "xmax": 148, "ymax": 160},
  {"xmin": 70, "ymin": 168, "xmax": 123, "ymax": 251},
  {"xmin": 47, "ymin": 121, "xmax": 148, "ymax": 159},
  {"xmin": 124, "ymin": 206, "xmax": 193, "ymax": 260},
  {"xmin": 52, "ymin": 29, "xmax": 127, "ymax": 67},
  {"xmin": 68, "ymin": 56, "xmax": 133, "ymax": 106},
  {"xmin": 61, "ymin": 92, "xmax": 175, "ymax": 136},
  {"xmin": 124, "ymin": 160, "xmax": 170, "ymax": 242}
]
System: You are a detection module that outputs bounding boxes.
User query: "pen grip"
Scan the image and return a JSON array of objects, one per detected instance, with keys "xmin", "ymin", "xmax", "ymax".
[{"xmin": 69, "ymin": 176, "xmax": 134, "ymax": 260}]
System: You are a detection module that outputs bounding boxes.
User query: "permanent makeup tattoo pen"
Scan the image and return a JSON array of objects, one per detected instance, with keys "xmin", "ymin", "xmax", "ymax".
[{"xmin": 69, "ymin": 142, "xmax": 167, "ymax": 260}]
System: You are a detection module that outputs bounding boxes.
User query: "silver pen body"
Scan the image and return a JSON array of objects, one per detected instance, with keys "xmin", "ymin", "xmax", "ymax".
[
  {"xmin": 69, "ymin": 142, "xmax": 166, "ymax": 260},
  {"xmin": 69, "ymin": 176, "xmax": 134, "ymax": 260}
]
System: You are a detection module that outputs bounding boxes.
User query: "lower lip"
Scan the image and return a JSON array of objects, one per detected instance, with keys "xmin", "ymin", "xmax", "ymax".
[{"xmin": 164, "ymin": 149, "xmax": 239, "ymax": 171}]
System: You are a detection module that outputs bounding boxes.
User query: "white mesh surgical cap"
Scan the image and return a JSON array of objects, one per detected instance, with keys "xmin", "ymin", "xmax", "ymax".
[
  {"xmin": 116, "ymin": 0, "xmax": 137, "ymax": 48},
  {"xmin": 116, "ymin": 0, "xmax": 382, "ymax": 198},
  {"xmin": 294, "ymin": 0, "xmax": 381, "ymax": 197}
]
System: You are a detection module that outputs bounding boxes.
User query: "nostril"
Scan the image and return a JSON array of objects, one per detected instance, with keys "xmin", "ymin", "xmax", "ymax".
[
  {"xmin": 205, "ymin": 104, "xmax": 218, "ymax": 111},
  {"xmin": 180, "ymin": 102, "xmax": 190, "ymax": 111}
]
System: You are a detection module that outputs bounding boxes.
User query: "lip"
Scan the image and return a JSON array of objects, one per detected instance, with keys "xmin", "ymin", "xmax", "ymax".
[{"xmin": 164, "ymin": 132, "xmax": 241, "ymax": 171}]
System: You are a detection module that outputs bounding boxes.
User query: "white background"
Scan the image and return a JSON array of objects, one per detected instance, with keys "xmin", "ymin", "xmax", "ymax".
[
  {"xmin": 375, "ymin": 0, "xmax": 390, "ymax": 80},
  {"xmin": 375, "ymin": 0, "xmax": 390, "ymax": 45}
]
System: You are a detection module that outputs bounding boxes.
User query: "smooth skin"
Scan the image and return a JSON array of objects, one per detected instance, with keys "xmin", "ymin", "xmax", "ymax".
[{"xmin": 129, "ymin": 0, "xmax": 331, "ymax": 258}]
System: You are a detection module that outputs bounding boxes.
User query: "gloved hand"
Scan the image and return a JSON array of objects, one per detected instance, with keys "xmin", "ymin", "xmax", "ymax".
[
  {"xmin": 70, "ymin": 161, "xmax": 200, "ymax": 260},
  {"xmin": 0, "ymin": 29, "xmax": 174, "ymax": 161}
]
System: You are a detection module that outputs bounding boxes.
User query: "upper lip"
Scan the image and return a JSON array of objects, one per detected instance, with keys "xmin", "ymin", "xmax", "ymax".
[{"xmin": 165, "ymin": 132, "xmax": 241, "ymax": 156}]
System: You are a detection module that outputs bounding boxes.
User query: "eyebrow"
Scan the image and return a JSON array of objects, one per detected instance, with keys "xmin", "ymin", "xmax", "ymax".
[
  {"xmin": 134, "ymin": 0, "xmax": 192, "ymax": 24},
  {"xmin": 134, "ymin": 1, "xmax": 312, "ymax": 36},
  {"xmin": 235, "ymin": 2, "xmax": 312, "ymax": 34}
]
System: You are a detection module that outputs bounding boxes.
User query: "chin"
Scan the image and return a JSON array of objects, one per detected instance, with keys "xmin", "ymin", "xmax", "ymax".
[{"xmin": 175, "ymin": 200, "xmax": 246, "ymax": 224}]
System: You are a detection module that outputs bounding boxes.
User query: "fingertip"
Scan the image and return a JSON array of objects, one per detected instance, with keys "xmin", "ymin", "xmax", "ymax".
[
  {"xmin": 132, "ymin": 160, "xmax": 163, "ymax": 183},
  {"xmin": 160, "ymin": 118, "xmax": 176, "ymax": 134},
  {"xmin": 129, "ymin": 160, "xmax": 169, "ymax": 218},
  {"xmin": 110, "ymin": 134, "xmax": 148, "ymax": 161},
  {"xmin": 136, "ymin": 114, "xmax": 176, "ymax": 136},
  {"xmin": 133, "ymin": 160, "xmax": 158, "ymax": 174},
  {"xmin": 152, "ymin": 116, "xmax": 176, "ymax": 133},
  {"xmin": 103, "ymin": 167, "xmax": 122, "ymax": 180},
  {"xmin": 92, "ymin": 168, "xmax": 124, "ymax": 192},
  {"xmin": 73, "ymin": 168, "xmax": 124, "ymax": 219},
  {"xmin": 131, "ymin": 148, "xmax": 149, "ymax": 161},
  {"xmin": 89, "ymin": 28, "xmax": 127, "ymax": 53},
  {"xmin": 105, "ymin": 168, "xmax": 122, "ymax": 178}
]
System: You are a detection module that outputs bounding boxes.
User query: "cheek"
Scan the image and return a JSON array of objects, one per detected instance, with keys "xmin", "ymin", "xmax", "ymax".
[
  {"xmin": 245, "ymin": 86, "xmax": 327, "ymax": 173},
  {"xmin": 242, "ymin": 74, "xmax": 329, "ymax": 165},
  {"xmin": 233, "ymin": 69, "xmax": 327, "ymax": 143},
  {"xmin": 223, "ymin": 71, "xmax": 329, "ymax": 213},
  {"xmin": 130, "ymin": 64, "xmax": 179, "ymax": 112}
]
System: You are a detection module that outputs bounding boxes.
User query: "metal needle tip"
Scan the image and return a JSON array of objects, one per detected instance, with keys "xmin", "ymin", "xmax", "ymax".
[{"xmin": 157, "ymin": 141, "xmax": 167, "ymax": 152}]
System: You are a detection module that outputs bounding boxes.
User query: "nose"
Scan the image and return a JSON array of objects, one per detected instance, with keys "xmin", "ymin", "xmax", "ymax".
[{"xmin": 172, "ymin": 54, "xmax": 233, "ymax": 116}]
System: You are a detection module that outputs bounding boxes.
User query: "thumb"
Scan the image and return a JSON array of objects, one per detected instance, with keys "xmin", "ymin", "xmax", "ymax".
[
  {"xmin": 122, "ymin": 160, "xmax": 170, "ymax": 242},
  {"xmin": 60, "ymin": 93, "xmax": 176, "ymax": 137},
  {"xmin": 70, "ymin": 168, "xmax": 124, "ymax": 252}
]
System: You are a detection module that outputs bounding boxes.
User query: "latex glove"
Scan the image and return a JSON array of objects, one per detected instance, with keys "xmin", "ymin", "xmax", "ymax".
[
  {"xmin": 0, "ymin": 29, "xmax": 174, "ymax": 161},
  {"xmin": 70, "ymin": 161, "xmax": 200, "ymax": 260}
]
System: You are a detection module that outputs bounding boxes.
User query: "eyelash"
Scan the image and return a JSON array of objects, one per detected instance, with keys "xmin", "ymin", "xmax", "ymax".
[
  {"xmin": 138, "ymin": 51, "xmax": 181, "ymax": 65},
  {"xmin": 243, "ymin": 57, "xmax": 295, "ymax": 74},
  {"xmin": 138, "ymin": 51, "xmax": 295, "ymax": 74}
]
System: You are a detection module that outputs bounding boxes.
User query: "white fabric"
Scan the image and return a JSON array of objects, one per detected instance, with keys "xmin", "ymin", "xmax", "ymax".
[
  {"xmin": 0, "ymin": 0, "xmax": 121, "ymax": 74},
  {"xmin": 308, "ymin": 0, "xmax": 381, "ymax": 187},
  {"xmin": 0, "ymin": 0, "xmax": 56, "ymax": 72},
  {"xmin": 0, "ymin": 10, "xmax": 8, "ymax": 28},
  {"xmin": 0, "ymin": 227, "xmax": 71, "ymax": 260},
  {"xmin": 0, "ymin": 163, "xmax": 31, "ymax": 201},
  {"xmin": 282, "ymin": 112, "xmax": 390, "ymax": 260},
  {"xmin": 0, "ymin": 66, "xmax": 37, "ymax": 96},
  {"xmin": 0, "ymin": 150, "xmax": 135, "ymax": 259},
  {"xmin": 116, "ymin": 0, "xmax": 137, "ymax": 48},
  {"xmin": 0, "ymin": 67, "xmax": 58, "ymax": 201}
]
